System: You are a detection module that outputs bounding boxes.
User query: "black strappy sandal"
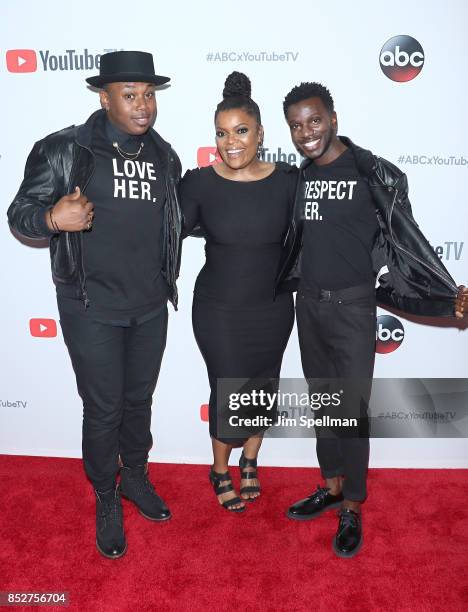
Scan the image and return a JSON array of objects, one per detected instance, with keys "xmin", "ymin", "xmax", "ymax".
[
  {"xmin": 209, "ymin": 468, "xmax": 246, "ymax": 513},
  {"xmin": 239, "ymin": 452, "xmax": 261, "ymax": 501}
]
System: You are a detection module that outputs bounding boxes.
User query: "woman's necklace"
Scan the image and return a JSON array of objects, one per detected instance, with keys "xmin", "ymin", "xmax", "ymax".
[{"xmin": 112, "ymin": 141, "xmax": 144, "ymax": 161}]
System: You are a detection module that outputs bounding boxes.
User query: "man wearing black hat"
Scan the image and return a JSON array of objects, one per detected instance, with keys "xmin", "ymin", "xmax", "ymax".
[{"xmin": 8, "ymin": 51, "xmax": 182, "ymax": 559}]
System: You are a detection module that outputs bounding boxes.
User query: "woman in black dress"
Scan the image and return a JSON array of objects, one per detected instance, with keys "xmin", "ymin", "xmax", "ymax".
[{"xmin": 180, "ymin": 72, "xmax": 296, "ymax": 512}]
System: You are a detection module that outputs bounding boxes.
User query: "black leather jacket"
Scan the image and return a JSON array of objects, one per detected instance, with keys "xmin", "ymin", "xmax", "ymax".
[
  {"xmin": 7, "ymin": 109, "xmax": 182, "ymax": 309},
  {"xmin": 276, "ymin": 136, "xmax": 458, "ymax": 317}
]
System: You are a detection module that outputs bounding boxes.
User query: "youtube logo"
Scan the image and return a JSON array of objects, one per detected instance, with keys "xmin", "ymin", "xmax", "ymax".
[
  {"xmin": 6, "ymin": 49, "xmax": 37, "ymax": 73},
  {"xmin": 200, "ymin": 404, "xmax": 209, "ymax": 422},
  {"xmin": 29, "ymin": 318, "xmax": 57, "ymax": 338},
  {"xmin": 197, "ymin": 147, "xmax": 221, "ymax": 168}
]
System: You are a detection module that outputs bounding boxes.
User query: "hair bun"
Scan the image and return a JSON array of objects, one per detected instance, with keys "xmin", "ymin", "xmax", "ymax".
[{"xmin": 222, "ymin": 71, "xmax": 251, "ymax": 99}]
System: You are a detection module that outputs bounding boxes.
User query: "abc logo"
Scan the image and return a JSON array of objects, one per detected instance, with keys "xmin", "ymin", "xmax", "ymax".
[
  {"xmin": 379, "ymin": 35, "xmax": 424, "ymax": 82},
  {"xmin": 376, "ymin": 315, "xmax": 404, "ymax": 354}
]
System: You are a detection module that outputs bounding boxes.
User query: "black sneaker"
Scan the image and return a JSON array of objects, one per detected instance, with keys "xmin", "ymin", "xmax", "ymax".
[
  {"xmin": 95, "ymin": 485, "xmax": 127, "ymax": 559},
  {"xmin": 120, "ymin": 464, "xmax": 171, "ymax": 521},
  {"xmin": 287, "ymin": 484, "xmax": 344, "ymax": 521},
  {"xmin": 333, "ymin": 508, "xmax": 363, "ymax": 558}
]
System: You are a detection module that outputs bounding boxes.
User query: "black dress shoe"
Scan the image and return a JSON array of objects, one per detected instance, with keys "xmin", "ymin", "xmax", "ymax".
[
  {"xmin": 333, "ymin": 508, "xmax": 362, "ymax": 558},
  {"xmin": 287, "ymin": 485, "xmax": 344, "ymax": 521},
  {"xmin": 95, "ymin": 485, "xmax": 127, "ymax": 560},
  {"xmin": 120, "ymin": 464, "xmax": 171, "ymax": 521}
]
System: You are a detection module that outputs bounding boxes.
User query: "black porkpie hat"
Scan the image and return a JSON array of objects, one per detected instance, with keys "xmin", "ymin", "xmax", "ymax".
[{"xmin": 86, "ymin": 50, "xmax": 170, "ymax": 88}]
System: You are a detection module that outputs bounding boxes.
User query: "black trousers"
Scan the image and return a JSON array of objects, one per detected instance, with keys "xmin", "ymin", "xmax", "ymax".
[
  {"xmin": 296, "ymin": 283, "xmax": 376, "ymax": 501},
  {"xmin": 59, "ymin": 306, "xmax": 168, "ymax": 491}
]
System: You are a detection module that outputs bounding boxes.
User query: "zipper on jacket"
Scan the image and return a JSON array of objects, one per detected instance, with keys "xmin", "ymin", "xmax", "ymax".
[
  {"xmin": 163, "ymin": 149, "xmax": 179, "ymax": 309},
  {"xmin": 369, "ymin": 156, "xmax": 457, "ymax": 294},
  {"xmin": 386, "ymin": 187, "xmax": 457, "ymax": 293},
  {"xmin": 75, "ymin": 143, "xmax": 95, "ymax": 309}
]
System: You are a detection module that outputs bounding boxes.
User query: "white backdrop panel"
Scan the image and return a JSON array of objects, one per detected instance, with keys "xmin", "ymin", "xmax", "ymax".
[{"xmin": 1, "ymin": 0, "xmax": 467, "ymax": 467}]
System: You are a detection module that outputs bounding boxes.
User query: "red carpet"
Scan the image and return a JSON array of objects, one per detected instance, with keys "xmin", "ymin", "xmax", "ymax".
[{"xmin": 0, "ymin": 455, "xmax": 467, "ymax": 612}]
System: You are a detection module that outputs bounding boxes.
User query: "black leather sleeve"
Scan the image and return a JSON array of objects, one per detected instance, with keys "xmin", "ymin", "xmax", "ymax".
[
  {"xmin": 393, "ymin": 171, "xmax": 415, "ymax": 221},
  {"xmin": 179, "ymin": 168, "xmax": 205, "ymax": 239},
  {"xmin": 7, "ymin": 140, "xmax": 58, "ymax": 239}
]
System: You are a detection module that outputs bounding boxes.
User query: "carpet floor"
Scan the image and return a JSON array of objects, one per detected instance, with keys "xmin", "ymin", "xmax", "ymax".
[{"xmin": 0, "ymin": 455, "xmax": 467, "ymax": 612}]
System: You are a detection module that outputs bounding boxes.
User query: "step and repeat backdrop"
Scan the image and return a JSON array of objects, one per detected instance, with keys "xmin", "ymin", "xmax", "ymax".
[{"xmin": 1, "ymin": 0, "xmax": 467, "ymax": 468}]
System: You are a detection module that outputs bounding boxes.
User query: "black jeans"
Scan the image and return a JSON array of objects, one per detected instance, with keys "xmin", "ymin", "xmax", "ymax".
[
  {"xmin": 59, "ymin": 306, "xmax": 168, "ymax": 491},
  {"xmin": 296, "ymin": 282, "xmax": 376, "ymax": 501}
]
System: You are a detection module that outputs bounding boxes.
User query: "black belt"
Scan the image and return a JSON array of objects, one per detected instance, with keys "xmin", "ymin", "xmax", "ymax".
[{"xmin": 299, "ymin": 281, "xmax": 375, "ymax": 303}]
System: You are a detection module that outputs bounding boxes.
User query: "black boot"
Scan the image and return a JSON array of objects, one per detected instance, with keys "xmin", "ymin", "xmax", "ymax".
[
  {"xmin": 120, "ymin": 464, "xmax": 171, "ymax": 521},
  {"xmin": 95, "ymin": 485, "xmax": 127, "ymax": 559}
]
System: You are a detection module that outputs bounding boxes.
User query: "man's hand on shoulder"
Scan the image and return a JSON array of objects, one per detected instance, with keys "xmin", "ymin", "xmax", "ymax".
[
  {"xmin": 46, "ymin": 187, "xmax": 94, "ymax": 232},
  {"xmin": 455, "ymin": 285, "xmax": 468, "ymax": 319}
]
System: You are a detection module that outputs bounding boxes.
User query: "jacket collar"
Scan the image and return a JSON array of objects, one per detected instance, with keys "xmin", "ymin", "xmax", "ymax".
[
  {"xmin": 298, "ymin": 135, "xmax": 378, "ymax": 177},
  {"xmin": 76, "ymin": 108, "xmax": 172, "ymax": 152}
]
